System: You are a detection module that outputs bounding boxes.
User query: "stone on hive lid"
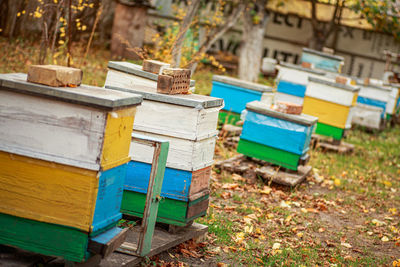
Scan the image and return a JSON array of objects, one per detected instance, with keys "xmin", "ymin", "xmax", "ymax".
[
  {"xmin": 27, "ymin": 65, "xmax": 83, "ymax": 87},
  {"xmin": 142, "ymin": 59, "xmax": 170, "ymax": 74}
]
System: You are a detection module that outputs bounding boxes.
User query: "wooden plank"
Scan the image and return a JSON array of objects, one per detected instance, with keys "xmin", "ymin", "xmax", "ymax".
[
  {"xmin": 129, "ymin": 130, "xmax": 216, "ymax": 171},
  {"xmin": 255, "ymin": 165, "xmax": 311, "ymax": 187},
  {"xmin": 109, "ymin": 223, "xmax": 208, "ymax": 262},
  {"xmin": 317, "ymin": 141, "xmax": 355, "ymax": 154},
  {"xmin": 0, "ymin": 73, "xmax": 142, "ymax": 109},
  {"xmin": 142, "ymin": 60, "xmax": 170, "ymax": 74},
  {"xmin": 27, "ymin": 65, "xmax": 82, "ymax": 87},
  {"xmin": 88, "ymin": 227, "xmax": 129, "ymax": 258}
]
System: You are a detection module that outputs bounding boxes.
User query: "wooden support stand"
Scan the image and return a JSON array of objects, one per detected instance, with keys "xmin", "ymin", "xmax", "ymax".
[
  {"xmin": 215, "ymin": 155, "xmax": 310, "ymax": 186},
  {"xmin": 311, "ymin": 134, "xmax": 355, "ymax": 154}
]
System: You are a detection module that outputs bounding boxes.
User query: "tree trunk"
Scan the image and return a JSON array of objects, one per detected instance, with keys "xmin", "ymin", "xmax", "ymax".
[
  {"xmin": 111, "ymin": 3, "xmax": 148, "ymax": 60},
  {"xmin": 238, "ymin": 1, "xmax": 269, "ymax": 82}
]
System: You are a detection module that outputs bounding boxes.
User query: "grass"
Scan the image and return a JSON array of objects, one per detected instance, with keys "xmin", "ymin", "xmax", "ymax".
[{"xmin": 2, "ymin": 37, "xmax": 400, "ymax": 266}]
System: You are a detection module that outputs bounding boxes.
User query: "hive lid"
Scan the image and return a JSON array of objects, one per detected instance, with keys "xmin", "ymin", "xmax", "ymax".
[
  {"xmin": 302, "ymin": 48, "xmax": 344, "ymax": 61},
  {"xmin": 106, "ymin": 85, "xmax": 223, "ymax": 109},
  {"xmin": 0, "ymin": 73, "xmax": 143, "ymax": 109},
  {"xmin": 357, "ymin": 81, "xmax": 393, "ymax": 92},
  {"xmin": 108, "ymin": 61, "xmax": 196, "ymax": 87},
  {"xmin": 279, "ymin": 62, "xmax": 326, "ymax": 75},
  {"xmin": 309, "ymin": 77, "xmax": 360, "ymax": 92},
  {"xmin": 212, "ymin": 75, "xmax": 273, "ymax": 93},
  {"xmin": 246, "ymin": 101, "xmax": 318, "ymax": 126}
]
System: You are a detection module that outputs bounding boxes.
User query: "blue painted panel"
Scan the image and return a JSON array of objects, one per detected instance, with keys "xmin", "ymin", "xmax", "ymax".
[
  {"xmin": 90, "ymin": 227, "xmax": 122, "ymax": 244},
  {"xmin": 396, "ymin": 96, "xmax": 400, "ymax": 114},
  {"xmin": 277, "ymin": 80, "xmax": 307, "ymax": 98},
  {"xmin": 302, "ymin": 124, "xmax": 315, "ymax": 153},
  {"xmin": 211, "ymin": 81, "xmax": 262, "ymax": 114},
  {"xmin": 301, "ymin": 53, "xmax": 341, "ymax": 73},
  {"xmin": 124, "ymin": 161, "xmax": 192, "ymax": 201},
  {"xmin": 241, "ymin": 110, "xmax": 311, "ymax": 155},
  {"xmin": 357, "ymin": 96, "xmax": 387, "ymax": 118},
  {"xmin": 92, "ymin": 164, "xmax": 126, "ymax": 232}
]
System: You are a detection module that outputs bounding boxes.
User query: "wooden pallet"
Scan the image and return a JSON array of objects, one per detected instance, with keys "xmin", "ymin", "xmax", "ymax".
[
  {"xmin": 0, "ymin": 223, "xmax": 208, "ymax": 267},
  {"xmin": 215, "ymin": 155, "xmax": 310, "ymax": 187},
  {"xmin": 311, "ymin": 134, "xmax": 355, "ymax": 154}
]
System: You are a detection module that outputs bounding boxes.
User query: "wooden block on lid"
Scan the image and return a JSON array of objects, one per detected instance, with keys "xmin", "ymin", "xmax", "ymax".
[
  {"xmin": 142, "ymin": 59, "xmax": 170, "ymax": 74},
  {"xmin": 157, "ymin": 68, "xmax": 191, "ymax": 94},
  {"xmin": 335, "ymin": 76, "xmax": 348, "ymax": 85},
  {"xmin": 301, "ymin": 62, "xmax": 312, "ymax": 69},
  {"xmin": 27, "ymin": 65, "xmax": 83, "ymax": 87}
]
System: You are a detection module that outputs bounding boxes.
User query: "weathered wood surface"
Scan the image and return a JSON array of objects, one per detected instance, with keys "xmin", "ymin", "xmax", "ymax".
[
  {"xmin": 0, "ymin": 89, "xmax": 136, "ymax": 170},
  {"xmin": 215, "ymin": 155, "xmax": 310, "ymax": 186},
  {"xmin": 311, "ymin": 134, "xmax": 355, "ymax": 154},
  {"xmin": 88, "ymin": 228, "xmax": 129, "ymax": 259},
  {"xmin": 99, "ymin": 223, "xmax": 208, "ymax": 266},
  {"xmin": 0, "ymin": 73, "xmax": 142, "ymax": 109},
  {"xmin": 27, "ymin": 65, "xmax": 82, "ymax": 87},
  {"xmin": 129, "ymin": 130, "xmax": 216, "ymax": 171},
  {"xmin": 352, "ymin": 103, "xmax": 384, "ymax": 130},
  {"xmin": 132, "ymin": 98, "xmax": 220, "ymax": 141},
  {"xmin": 142, "ymin": 60, "xmax": 170, "ymax": 74},
  {"xmin": 275, "ymin": 92, "xmax": 304, "ymax": 106}
]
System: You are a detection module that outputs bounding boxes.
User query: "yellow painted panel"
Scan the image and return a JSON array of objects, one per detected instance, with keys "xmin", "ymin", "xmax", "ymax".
[
  {"xmin": 352, "ymin": 92, "xmax": 358, "ymax": 106},
  {"xmin": 0, "ymin": 151, "xmax": 98, "ymax": 232},
  {"xmin": 303, "ymin": 96, "xmax": 350, "ymax": 129},
  {"xmin": 101, "ymin": 107, "xmax": 136, "ymax": 171}
]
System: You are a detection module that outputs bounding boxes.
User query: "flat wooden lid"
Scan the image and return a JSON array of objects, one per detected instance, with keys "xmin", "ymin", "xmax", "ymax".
[
  {"xmin": 246, "ymin": 100, "xmax": 318, "ymax": 126},
  {"xmin": 0, "ymin": 73, "xmax": 143, "ymax": 109},
  {"xmin": 279, "ymin": 62, "xmax": 326, "ymax": 75},
  {"xmin": 108, "ymin": 61, "xmax": 196, "ymax": 87},
  {"xmin": 106, "ymin": 85, "xmax": 223, "ymax": 109},
  {"xmin": 212, "ymin": 75, "xmax": 273, "ymax": 93},
  {"xmin": 302, "ymin": 48, "xmax": 344, "ymax": 61}
]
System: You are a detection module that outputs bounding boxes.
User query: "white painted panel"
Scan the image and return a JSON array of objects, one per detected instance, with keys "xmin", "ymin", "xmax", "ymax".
[
  {"xmin": 278, "ymin": 66, "xmax": 324, "ymax": 86},
  {"xmin": 306, "ymin": 81, "xmax": 356, "ymax": 106},
  {"xmin": 133, "ymin": 100, "xmax": 219, "ymax": 141},
  {"xmin": 358, "ymin": 85, "xmax": 391, "ymax": 103},
  {"xmin": 352, "ymin": 104, "xmax": 383, "ymax": 129},
  {"xmin": 274, "ymin": 92, "xmax": 304, "ymax": 105},
  {"xmin": 0, "ymin": 90, "xmax": 106, "ymax": 170},
  {"xmin": 129, "ymin": 130, "xmax": 216, "ymax": 171},
  {"xmin": 345, "ymin": 106, "xmax": 356, "ymax": 129},
  {"xmin": 386, "ymin": 88, "xmax": 399, "ymax": 115}
]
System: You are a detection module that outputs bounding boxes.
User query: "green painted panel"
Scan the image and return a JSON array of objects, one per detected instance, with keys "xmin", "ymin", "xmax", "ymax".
[
  {"xmin": 315, "ymin": 122, "xmax": 344, "ymax": 140},
  {"xmin": 219, "ymin": 110, "xmax": 241, "ymax": 125},
  {"xmin": 121, "ymin": 191, "xmax": 208, "ymax": 226},
  {"xmin": 386, "ymin": 114, "xmax": 392, "ymax": 121},
  {"xmin": 237, "ymin": 138, "xmax": 300, "ymax": 170},
  {"xmin": 0, "ymin": 213, "xmax": 88, "ymax": 262}
]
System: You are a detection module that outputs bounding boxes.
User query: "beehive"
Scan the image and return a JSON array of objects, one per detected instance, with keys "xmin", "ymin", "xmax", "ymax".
[
  {"xmin": 0, "ymin": 73, "xmax": 142, "ymax": 262},
  {"xmin": 301, "ymin": 48, "xmax": 344, "ymax": 73},
  {"xmin": 237, "ymin": 101, "xmax": 317, "ymax": 170},
  {"xmin": 303, "ymin": 77, "xmax": 360, "ymax": 140},
  {"xmin": 211, "ymin": 75, "xmax": 273, "ymax": 125},
  {"xmin": 276, "ymin": 62, "xmax": 325, "ymax": 105},
  {"xmin": 356, "ymin": 82, "xmax": 392, "ymax": 119},
  {"xmin": 105, "ymin": 70, "xmax": 223, "ymax": 226}
]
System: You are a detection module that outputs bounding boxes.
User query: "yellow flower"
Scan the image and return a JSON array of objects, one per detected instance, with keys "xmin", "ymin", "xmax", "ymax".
[
  {"xmin": 54, "ymin": 0, "xmax": 58, "ymax": 3},
  {"xmin": 81, "ymin": 25, "xmax": 87, "ymax": 31},
  {"xmin": 22, "ymin": 10, "xmax": 26, "ymax": 14},
  {"xmin": 58, "ymin": 40, "xmax": 65, "ymax": 45},
  {"xmin": 17, "ymin": 12, "xmax": 21, "ymax": 17},
  {"xmin": 34, "ymin": 11, "xmax": 42, "ymax": 18}
]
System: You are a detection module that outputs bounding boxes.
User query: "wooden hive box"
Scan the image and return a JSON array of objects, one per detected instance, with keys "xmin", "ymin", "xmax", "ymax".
[
  {"xmin": 352, "ymin": 103, "xmax": 384, "ymax": 129},
  {"xmin": 303, "ymin": 77, "xmax": 360, "ymax": 140},
  {"xmin": 211, "ymin": 75, "xmax": 273, "ymax": 125},
  {"xmin": 301, "ymin": 48, "xmax": 344, "ymax": 73},
  {"xmin": 386, "ymin": 86, "xmax": 400, "ymax": 120},
  {"xmin": 105, "ymin": 61, "xmax": 195, "ymax": 92},
  {"xmin": 0, "ymin": 73, "xmax": 142, "ymax": 262},
  {"xmin": 237, "ymin": 101, "xmax": 318, "ymax": 170},
  {"xmin": 356, "ymin": 82, "xmax": 392, "ymax": 119},
  {"xmin": 276, "ymin": 62, "xmax": 325, "ymax": 105},
  {"xmin": 103, "ymin": 82, "xmax": 223, "ymax": 226}
]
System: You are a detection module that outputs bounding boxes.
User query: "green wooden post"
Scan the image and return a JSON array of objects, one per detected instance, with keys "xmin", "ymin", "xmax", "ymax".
[{"xmin": 131, "ymin": 134, "xmax": 169, "ymax": 256}]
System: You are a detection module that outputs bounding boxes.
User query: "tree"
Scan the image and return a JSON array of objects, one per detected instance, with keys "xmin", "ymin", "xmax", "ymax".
[{"xmin": 238, "ymin": 0, "xmax": 269, "ymax": 82}]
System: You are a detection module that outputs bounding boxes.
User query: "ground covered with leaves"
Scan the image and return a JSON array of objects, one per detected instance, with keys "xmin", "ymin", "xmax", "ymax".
[{"xmin": 1, "ymin": 38, "xmax": 399, "ymax": 266}]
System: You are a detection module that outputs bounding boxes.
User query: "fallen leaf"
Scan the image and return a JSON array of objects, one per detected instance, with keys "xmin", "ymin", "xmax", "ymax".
[
  {"xmin": 272, "ymin": 242, "xmax": 281, "ymax": 250},
  {"xmin": 222, "ymin": 183, "xmax": 240, "ymax": 190},
  {"xmin": 259, "ymin": 186, "xmax": 272, "ymax": 195},
  {"xmin": 381, "ymin": 236, "xmax": 389, "ymax": 242},
  {"xmin": 341, "ymin": 242, "xmax": 352, "ymax": 248},
  {"xmin": 334, "ymin": 178, "xmax": 341, "ymax": 186},
  {"xmin": 217, "ymin": 263, "xmax": 228, "ymax": 267}
]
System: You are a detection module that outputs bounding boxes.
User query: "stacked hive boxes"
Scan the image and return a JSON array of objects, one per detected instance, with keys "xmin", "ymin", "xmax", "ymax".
[
  {"xmin": 211, "ymin": 75, "xmax": 273, "ymax": 125},
  {"xmin": 303, "ymin": 77, "xmax": 360, "ymax": 140},
  {"xmin": 276, "ymin": 62, "xmax": 325, "ymax": 105},
  {"xmin": 237, "ymin": 101, "xmax": 318, "ymax": 171},
  {"xmin": 105, "ymin": 61, "xmax": 224, "ymax": 226},
  {"xmin": 301, "ymin": 48, "xmax": 344, "ymax": 74},
  {"xmin": 0, "ymin": 73, "xmax": 142, "ymax": 262}
]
